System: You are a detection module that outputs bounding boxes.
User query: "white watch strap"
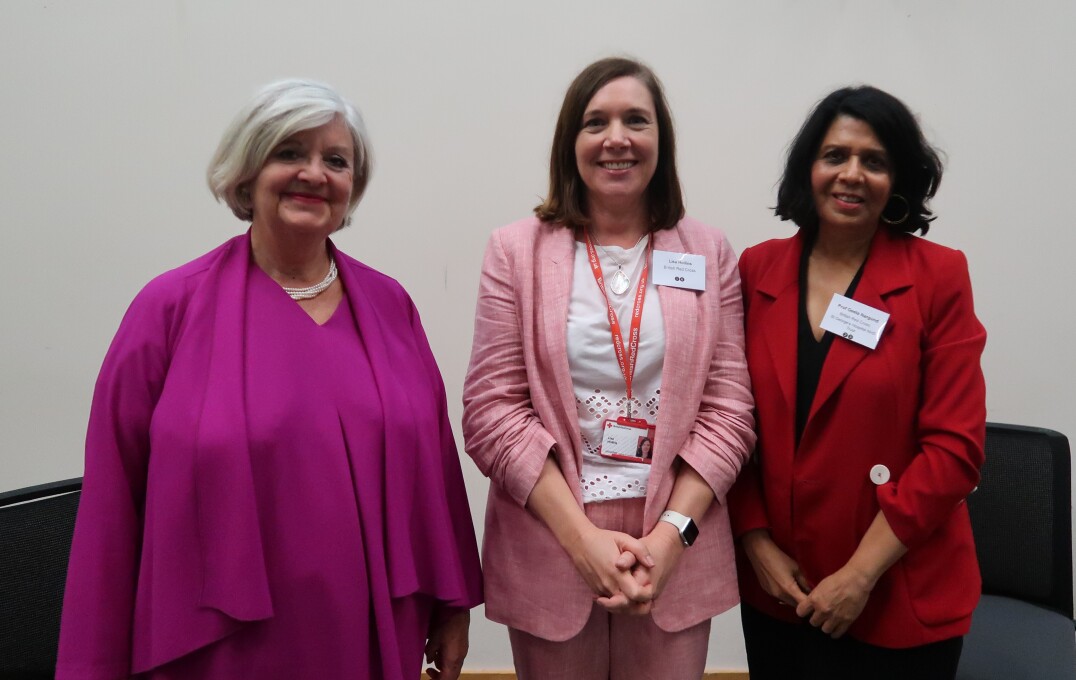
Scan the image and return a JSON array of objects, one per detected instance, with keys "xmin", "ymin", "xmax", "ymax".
[{"xmin": 659, "ymin": 510, "xmax": 693, "ymax": 545}]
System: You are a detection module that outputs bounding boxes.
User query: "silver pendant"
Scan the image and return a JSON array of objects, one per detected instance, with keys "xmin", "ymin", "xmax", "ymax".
[{"xmin": 609, "ymin": 268, "xmax": 631, "ymax": 295}]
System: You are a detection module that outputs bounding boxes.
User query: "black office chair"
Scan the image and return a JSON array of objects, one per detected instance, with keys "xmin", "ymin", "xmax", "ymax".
[
  {"xmin": 956, "ymin": 423, "xmax": 1075, "ymax": 680},
  {"xmin": 0, "ymin": 478, "xmax": 82, "ymax": 680}
]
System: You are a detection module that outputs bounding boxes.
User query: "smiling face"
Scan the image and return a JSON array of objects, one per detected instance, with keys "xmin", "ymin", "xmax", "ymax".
[
  {"xmin": 248, "ymin": 115, "xmax": 355, "ymax": 238},
  {"xmin": 574, "ymin": 76, "xmax": 659, "ymax": 215},
  {"xmin": 810, "ymin": 115, "xmax": 893, "ymax": 235}
]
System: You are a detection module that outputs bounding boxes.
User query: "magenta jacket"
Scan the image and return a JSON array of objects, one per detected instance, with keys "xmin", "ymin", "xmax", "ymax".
[{"xmin": 57, "ymin": 233, "xmax": 482, "ymax": 678}]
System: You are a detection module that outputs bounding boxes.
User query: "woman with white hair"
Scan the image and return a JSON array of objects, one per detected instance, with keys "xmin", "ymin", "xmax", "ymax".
[{"xmin": 56, "ymin": 79, "xmax": 482, "ymax": 680}]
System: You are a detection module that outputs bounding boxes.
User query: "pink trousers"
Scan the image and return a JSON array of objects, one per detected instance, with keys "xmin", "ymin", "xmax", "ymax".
[{"xmin": 508, "ymin": 498, "xmax": 711, "ymax": 680}]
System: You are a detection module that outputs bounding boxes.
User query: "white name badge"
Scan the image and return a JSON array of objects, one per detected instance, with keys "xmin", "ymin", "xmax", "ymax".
[
  {"xmin": 652, "ymin": 250, "xmax": 706, "ymax": 291},
  {"xmin": 819, "ymin": 294, "xmax": 890, "ymax": 350}
]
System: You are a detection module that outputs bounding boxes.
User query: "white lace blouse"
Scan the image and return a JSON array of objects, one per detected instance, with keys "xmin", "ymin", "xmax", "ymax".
[{"xmin": 567, "ymin": 236, "xmax": 665, "ymax": 503}]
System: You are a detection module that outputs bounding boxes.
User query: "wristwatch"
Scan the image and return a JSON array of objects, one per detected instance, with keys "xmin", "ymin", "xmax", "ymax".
[{"xmin": 659, "ymin": 510, "xmax": 699, "ymax": 547}]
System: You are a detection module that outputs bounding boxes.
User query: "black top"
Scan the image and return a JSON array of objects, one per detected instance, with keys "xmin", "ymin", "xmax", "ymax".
[{"xmin": 795, "ymin": 242, "xmax": 865, "ymax": 446}]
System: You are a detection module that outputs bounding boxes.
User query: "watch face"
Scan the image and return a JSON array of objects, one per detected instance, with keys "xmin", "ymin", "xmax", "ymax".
[{"xmin": 683, "ymin": 520, "xmax": 699, "ymax": 546}]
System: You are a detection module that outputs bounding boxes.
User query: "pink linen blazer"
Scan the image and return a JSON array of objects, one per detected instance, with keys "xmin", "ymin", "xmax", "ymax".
[{"xmin": 462, "ymin": 216, "xmax": 756, "ymax": 641}]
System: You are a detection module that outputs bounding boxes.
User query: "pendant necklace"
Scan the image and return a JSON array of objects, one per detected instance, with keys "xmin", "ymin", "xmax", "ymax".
[
  {"xmin": 608, "ymin": 266, "xmax": 631, "ymax": 296},
  {"xmin": 592, "ymin": 231, "xmax": 648, "ymax": 296}
]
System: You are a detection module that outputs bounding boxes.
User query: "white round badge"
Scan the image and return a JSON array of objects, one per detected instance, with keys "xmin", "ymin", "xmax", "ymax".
[{"xmin": 870, "ymin": 464, "xmax": 891, "ymax": 486}]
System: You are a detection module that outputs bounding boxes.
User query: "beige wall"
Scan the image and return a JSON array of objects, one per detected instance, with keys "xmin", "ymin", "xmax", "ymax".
[{"xmin": 3, "ymin": 0, "xmax": 1074, "ymax": 672}]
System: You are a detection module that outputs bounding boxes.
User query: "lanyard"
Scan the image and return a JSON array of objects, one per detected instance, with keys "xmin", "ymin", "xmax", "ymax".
[{"xmin": 583, "ymin": 232, "xmax": 651, "ymax": 419}]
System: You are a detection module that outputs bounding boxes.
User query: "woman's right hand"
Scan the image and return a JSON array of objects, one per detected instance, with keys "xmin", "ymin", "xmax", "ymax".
[
  {"xmin": 741, "ymin": 529, "xmax": 811, "ymax": 608},
  {"xmin": 525, "ymin": 456, "xmax": 655, "ymax": 612},
  {"xmin": 565, "ymin": 524, "xmax": 656, "ymax": 608}
]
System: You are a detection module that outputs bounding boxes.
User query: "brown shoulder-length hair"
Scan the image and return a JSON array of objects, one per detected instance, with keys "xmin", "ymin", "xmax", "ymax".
[{"xmin": 534, "ymin": 57, "xmax": 684, "ymax": 231}]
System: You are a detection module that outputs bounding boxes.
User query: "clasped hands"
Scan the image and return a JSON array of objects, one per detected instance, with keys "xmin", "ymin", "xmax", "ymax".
[
  {"xmin": 566, "ymin": 522, "xmax": 685, "ymax": 616},
  {"xmin": 741, "ymin": 529, "xmax": 873, "ymax": 639}
]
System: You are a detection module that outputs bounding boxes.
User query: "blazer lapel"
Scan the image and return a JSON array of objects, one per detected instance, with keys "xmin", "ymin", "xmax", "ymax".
[
  {"xmin": 754, "ymin": 234, "xmax": 803, "ymax": 413},
  {"xmin": 650, "ymin": 227, "xmax": 698, "ymax": 491},
  {"xmin": 537, "ymin": 225, "xmax": 584, "ymax": 473},
  {"xmin": 808, "ymin": 229, "xmax": 914, "ymax": 424}
]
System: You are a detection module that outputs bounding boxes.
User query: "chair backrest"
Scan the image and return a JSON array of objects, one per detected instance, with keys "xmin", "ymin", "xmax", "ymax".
[
  {"xmin": 968, "ymin": 423, "xmax": 1073, "ymax": 619},
  {"xmin": 0, "ymin": 478, "xmax": 83, "ymax": 679}
]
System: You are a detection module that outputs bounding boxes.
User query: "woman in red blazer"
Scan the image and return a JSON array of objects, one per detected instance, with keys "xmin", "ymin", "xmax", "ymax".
[
  {"xmin": 728, "ymin": 86, "xmax": 986, "ymax": 679},
  {"xmin": 463, "ymin": 58, "xmax": 755, "ymax": 679}
]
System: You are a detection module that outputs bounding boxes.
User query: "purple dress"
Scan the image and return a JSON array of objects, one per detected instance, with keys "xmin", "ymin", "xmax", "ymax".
[{"xmin": 56, "ymin": 234, "xmax": 482, "ymax": 680}]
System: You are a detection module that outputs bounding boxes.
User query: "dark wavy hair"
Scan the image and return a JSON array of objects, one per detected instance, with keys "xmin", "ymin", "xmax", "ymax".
[
  {"xmin": 775, "ymin": 86, "xmax": 943, "ymax": 236},
  {"xmin": 534, "ymin": 57, "xmax": 684, "ymax": 231}
]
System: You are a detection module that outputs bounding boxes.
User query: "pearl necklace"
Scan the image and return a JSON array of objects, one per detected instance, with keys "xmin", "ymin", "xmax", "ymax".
[{"xmin": 282, "ymin": 258, "xmax": 338, "ymax": 300}]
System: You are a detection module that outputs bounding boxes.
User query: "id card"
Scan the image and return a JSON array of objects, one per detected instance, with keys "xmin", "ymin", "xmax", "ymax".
[
  {"xmin": 819, "ymin": 294, "xmax": 890, "ymax": 350},
  {"xmin": 599, "ymin": 417, "xmax": 656, "ymax": 464}
]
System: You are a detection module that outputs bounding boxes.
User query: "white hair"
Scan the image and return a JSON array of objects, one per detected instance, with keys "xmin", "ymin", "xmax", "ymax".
[{"xmin": 207, "ymin": 79, "xmax": 372, "ymax": 225}]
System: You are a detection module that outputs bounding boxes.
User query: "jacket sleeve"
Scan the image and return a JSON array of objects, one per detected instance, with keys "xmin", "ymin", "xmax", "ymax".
[
  {"xmin": 461, "ymin": 229, "xmax": 557, "ymax": 507},
  {"xmin": 56, "ymin": 283, "xmax": 175, "ymax": 680},
  {"xmin": 876, "ymin": 249, "xmax": 986, "ymax": 548},
  {"xmin": 407, "ymin": 300, "xmax": 484, "ymax": 611},
  {"xmin": 725, "ymin": 246, "xmax": 769, "ymax": 536},
  {"xmin": 676, "ymin": 232, "xmax": 757, "ymax": 504}
]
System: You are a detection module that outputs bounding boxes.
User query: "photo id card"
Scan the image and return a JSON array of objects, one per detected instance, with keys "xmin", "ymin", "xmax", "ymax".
[
  {"xmin": 652, "ymin": 250, "xmax": 706, "ymax": 291},
  {"xmin": 599, "ymin": 417, "xmax": 656, "ymax": 465},
  {"xmin": 819, "ymin": 294, "xmax": 890, "ymax": 350}
]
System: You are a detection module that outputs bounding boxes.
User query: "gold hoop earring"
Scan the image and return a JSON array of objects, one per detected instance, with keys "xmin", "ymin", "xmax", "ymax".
[{"xmin": 881, "ymin": 194, "xmax": 910, "ymax": 225}]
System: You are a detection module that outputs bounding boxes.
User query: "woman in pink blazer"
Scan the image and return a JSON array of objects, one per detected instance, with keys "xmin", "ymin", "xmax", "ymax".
[
  {"xmin": 728, "ymin": 86, "xmax": 986, "ymax": 679},
  {"xmin": 462, "ymin": 57, "xmax": 755, "ymax": 679}
]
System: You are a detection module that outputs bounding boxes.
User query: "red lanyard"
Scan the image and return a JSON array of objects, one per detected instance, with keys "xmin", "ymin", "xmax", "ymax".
[{"xmin": 583, "ymin": 233, "xmax": 651, "ymax": 419}]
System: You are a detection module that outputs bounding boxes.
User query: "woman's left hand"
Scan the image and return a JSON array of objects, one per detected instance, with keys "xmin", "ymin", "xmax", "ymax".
[
  {"xmin": 599, "ymin": 462, "xmax": 713, "ymax": 615},
  {"xmin": 796, "ymin": 510, "xmax": 908, "ymax": 638},
  {"xmin": 794, "ymin": 565, "xmax": 872, "ymax": 638},
  {"xmin": 424, "ymin": 609, "xmax": 470, "ymax": 680},
  {"xmin": 599, "ymin": 521, "xmax": 685, "ymax": 615}
]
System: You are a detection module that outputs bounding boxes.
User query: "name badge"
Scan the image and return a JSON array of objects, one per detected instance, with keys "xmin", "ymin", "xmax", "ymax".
[
  {"xmin": 652, "ymin": 250, "xmax": 705, "ymax": 291},
  {"xmin": 819, "ymin": 294, "xmax": 890, "ymax": 350},
  {"xmin": 599, "ymin": 417, "xmax": 655, "ymax": 465}
]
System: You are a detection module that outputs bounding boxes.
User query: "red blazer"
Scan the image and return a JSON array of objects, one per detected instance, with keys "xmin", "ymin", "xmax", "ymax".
[
  {"xmin": 462, "ymin": 217, "xmax": 756, "ymax": 641},
  {"xmin": 728, "ymin": 228, "xmax": 987, "ymax": 648}
]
